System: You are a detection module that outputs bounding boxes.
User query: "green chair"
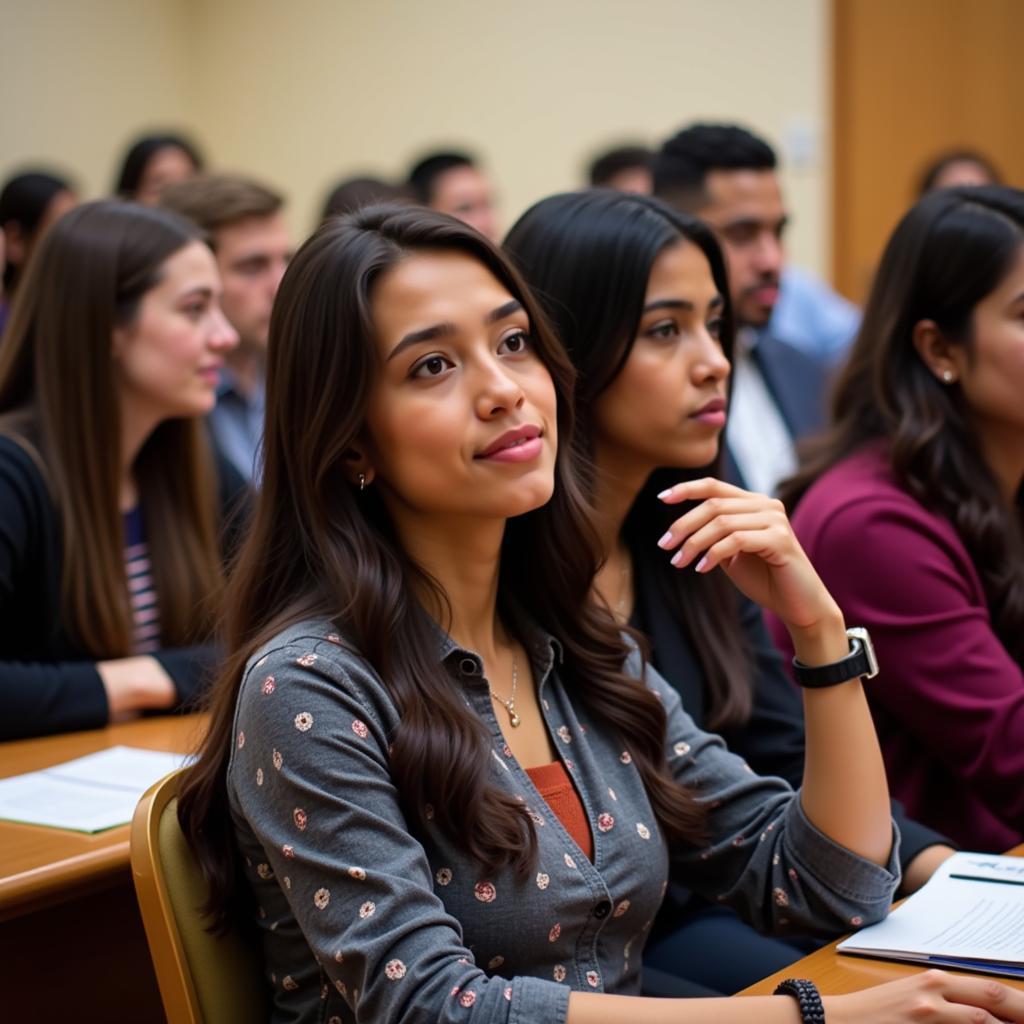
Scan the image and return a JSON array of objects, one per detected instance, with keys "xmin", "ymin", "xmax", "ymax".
[{"xmin": 131, "ymin": 770, "xmax": 269, "ymax": 1023}]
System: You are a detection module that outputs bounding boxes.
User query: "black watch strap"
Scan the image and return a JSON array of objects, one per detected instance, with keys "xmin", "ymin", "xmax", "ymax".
[
  {"xmin": 792, "ymin": 628, "xmax": 878, "ymax": 688},
  {"xmin": 774, "ymin": 978, "xmax": 826, "ymax": 1023}
]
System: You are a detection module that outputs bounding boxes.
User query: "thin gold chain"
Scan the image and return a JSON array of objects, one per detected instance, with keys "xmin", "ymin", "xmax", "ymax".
[{"xmin": 488, "ymin": 651, "xmax": 521, "ymax": 728}]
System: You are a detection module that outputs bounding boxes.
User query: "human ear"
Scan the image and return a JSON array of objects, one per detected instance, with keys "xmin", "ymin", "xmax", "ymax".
[
  {"xmin": 342, "ymin": 447, "xmax": 375, "ymax": 489},
  {"xmin": 111, "ymin": 323, "xmax": 131, "ymax": 361},
  {"xmin": 911, "ymin": 319, "xmax": 963, "ymax": 385}
]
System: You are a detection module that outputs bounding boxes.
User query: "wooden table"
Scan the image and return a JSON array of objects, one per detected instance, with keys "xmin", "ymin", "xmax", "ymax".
[
  {"xmin": 740, "ymin": 844, "xmax": 1024, "ymax": 998},
  {"xmin": 0, "ymin": 714, "xmax": 208, "ymax": 1023}
]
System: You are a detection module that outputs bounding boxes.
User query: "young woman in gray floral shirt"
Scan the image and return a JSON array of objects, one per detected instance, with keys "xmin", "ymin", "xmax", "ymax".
[{"xmin": 179, "ymin": 205, "xmax": 1024, "ymax": 1024}]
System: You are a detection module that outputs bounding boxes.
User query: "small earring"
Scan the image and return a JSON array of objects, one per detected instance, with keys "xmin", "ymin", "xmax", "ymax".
[
  {"xmin": 942, "ymin": 370, "xmax": 955, "ymax": 383},
  {"xmin": 358, "ymin": 473, "xmax": 366, "ymax": 492}
]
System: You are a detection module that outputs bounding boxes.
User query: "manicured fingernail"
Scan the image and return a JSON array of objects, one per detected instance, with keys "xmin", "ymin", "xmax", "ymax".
[
  {"xmin": 670, "ymin": 550, "xmax": 685, "ymax": 566},
  {"xmin": 657, "ymin": 489, "xmax": 673, "ymax": 500},
  {"xmin": 695, "ymin": 556, "xmax": 709, "ymax": 573},
  {"xmin": 657, "ymin": 531, "xmax": 674, "ymax": 549}
]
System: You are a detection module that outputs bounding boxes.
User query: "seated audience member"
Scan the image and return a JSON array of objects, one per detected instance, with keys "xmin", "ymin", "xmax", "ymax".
[
  {"xmin": 918, "ymin": 148, "xmax": 1002, "ymax": 194},
  {"xmin": 0, "ymin": 201, "xmax": 245, "ymax": 741},
  {"xmin": 161, "ymin": 174, "xmax": 293, "ymax": 482},
  {"xmin": 407, "ymin": 149, "xmax": 499, "ymax": 240},
  {"xmin": 654, "ymin": 125, "xmax": 855, "ymax": 482},
  {"xmin": 321, "ymin": 175, "xmax": 411, "ymax": 222},
  {"xmin": 505, "ymin": 189, "xmax": 953, "ymax": 994},
  {"xmin": 0, "ymin": 170, "xmax": 78, "ymax": 333},
  {"xmin": 176, "ymin": 203, "xmax": 1012, "ymax": 1024},
  {"xmin": 115, "ymin": 132, "xmax": 204, "ymax": 206},
  {"xmin": 778, "ymin": 187, "xmax": 1024, "ymax": 853},
  {"xmin": 588, "ymin": 144, "xmax": 654, "ymax": 194}
]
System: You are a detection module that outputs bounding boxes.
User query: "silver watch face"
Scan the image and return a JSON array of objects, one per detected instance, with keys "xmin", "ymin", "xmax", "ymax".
[{"xmin": 847, "ymin": 626, "xmax": 879, "ymax": 679}]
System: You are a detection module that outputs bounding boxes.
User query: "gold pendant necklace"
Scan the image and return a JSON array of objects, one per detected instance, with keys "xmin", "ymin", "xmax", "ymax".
[{"xmin": 489, "ymin": 651, "xmax": 520, "ymax": 727}]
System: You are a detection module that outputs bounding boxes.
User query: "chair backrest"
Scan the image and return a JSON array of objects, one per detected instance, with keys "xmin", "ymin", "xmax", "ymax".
[{"xmin": 131, "ymin": 769, "xmax": 269, "ymax": 1024}]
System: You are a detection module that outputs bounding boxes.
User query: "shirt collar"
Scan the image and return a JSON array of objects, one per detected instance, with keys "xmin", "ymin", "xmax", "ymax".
[
  {"xmin": 216, "ymin": 364, "xmax": 266, "ymax": 405},
  {"xmin": 216, "ymin": 364, "xmax": 241, "ymax": 400},
  {"xmin": 425, "ymin": 605, "xmax": 564, "ymax": 671},
  {"xmin": 736, "ymin": 325, "xmax": 761, "ymax": 354}
]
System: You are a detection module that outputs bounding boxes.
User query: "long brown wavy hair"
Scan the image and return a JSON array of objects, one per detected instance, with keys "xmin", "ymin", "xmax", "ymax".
[
  {"xmin": 781, "ymin": 186, "xmax": 1024, "ymax": 664},
  {"xmin": 504, "ymin": 190, "xmax": 753, "ymax": 730},
  {"xmin": 0, "ymin": 200, "xmax": 223, "ymax": 657},
  {"xmin": 177, "ymin": 204, "xmax": 705, "ymax": 930}
]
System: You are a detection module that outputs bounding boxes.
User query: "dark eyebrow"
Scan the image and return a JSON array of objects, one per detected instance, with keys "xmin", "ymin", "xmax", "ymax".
[
  {"xmin": 486, "ymin": 299, "xmax": 523, "ymax": 324},
  {"xmin": 386, "ymin": 300, "xmax": 524, "ymax": 362},
  {"xmin": 642, "ymin": 299, "xmax": 693, "ymax": 314},
  {"xmin": 721, "ymin": 215, "xmax": 789, "ymax": 234},
  {"xmin": 642, "ymin": 295, "xmax": 724, "ymax": 315},
  {"xmin": 386, "ymin": 322, "xmax": 456, "ymax": 362},
  {"xmin": 178, "ymin": 286, "xmax": 214, "ymax": 301}
]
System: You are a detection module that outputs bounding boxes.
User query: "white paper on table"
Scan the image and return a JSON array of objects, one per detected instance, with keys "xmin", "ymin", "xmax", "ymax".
[
  {"xmin": 838, "ymin": 852, "xmax": 1024, "ymax": 978},
  {"xmin": 0, "ymin": 745, "xmax": 192, "ymax": 833}
]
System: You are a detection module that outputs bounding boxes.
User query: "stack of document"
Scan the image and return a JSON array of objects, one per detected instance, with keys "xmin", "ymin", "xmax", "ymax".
[
  {"xmin": 839, "ymin": 851, "xmax": 1024, "ymax": 979},
  {"xmin": 0, "ymin": 746, "xmax": 189, "ymax": 833}
]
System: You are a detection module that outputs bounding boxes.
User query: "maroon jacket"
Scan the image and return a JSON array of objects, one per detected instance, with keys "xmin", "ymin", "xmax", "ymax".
[{"xmin": 773, "ymin": 444, "xmax": 1024, "ymax": 852}]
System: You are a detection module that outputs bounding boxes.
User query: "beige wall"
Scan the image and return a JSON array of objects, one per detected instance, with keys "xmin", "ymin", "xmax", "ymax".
[
  {"xmin": 1, "ymin": 0, "xmax": 831, "ymax": 274},
  {"xmin": 0, "ymin": 0, "xmax": 193, "ymax": 195}
]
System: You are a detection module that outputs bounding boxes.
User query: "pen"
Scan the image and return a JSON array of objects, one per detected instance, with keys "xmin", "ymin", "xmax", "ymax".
[{"xmin": 949, "ymin": 873, "xmax": 1024, "ymax": 888}]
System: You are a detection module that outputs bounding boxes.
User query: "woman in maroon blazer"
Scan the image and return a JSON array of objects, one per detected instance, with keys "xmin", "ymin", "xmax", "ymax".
[{"xmin": 779, "ymin": 186, "xmax": 1024, "ymax": 852}]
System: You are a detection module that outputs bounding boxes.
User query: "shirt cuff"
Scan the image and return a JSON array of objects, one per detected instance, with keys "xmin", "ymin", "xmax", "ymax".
[
  {"xmin": 510, "ymin": 975, "xmax": 571, "ymax": 1024},
  {"xmin": 786, "ymin": 795, "xmax": 902, "ymax": 905}
]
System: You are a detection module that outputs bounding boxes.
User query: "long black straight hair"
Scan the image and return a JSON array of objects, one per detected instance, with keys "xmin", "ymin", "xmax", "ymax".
[
  {"xmin": 782, "ymin": 186, "xmax": 1024, "ymax": 664},
  {"xmin": 504, "ymin": 190, "xmax": 753, "ymax": 730},
  {"xmin": 178, "ymin": 204, "xmax": 705, "ymax": 929}
]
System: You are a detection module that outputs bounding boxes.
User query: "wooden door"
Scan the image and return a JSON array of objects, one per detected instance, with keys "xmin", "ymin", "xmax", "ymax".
[{"xmin": 833, "ymin": 0, "xmax": 1024, "ymax": 302}]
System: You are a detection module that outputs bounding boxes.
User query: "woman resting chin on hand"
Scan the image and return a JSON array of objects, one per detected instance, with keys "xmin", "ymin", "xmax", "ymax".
[{"xmin": 505, "ymin": 189, "xmax": 955, "ymax": 994}]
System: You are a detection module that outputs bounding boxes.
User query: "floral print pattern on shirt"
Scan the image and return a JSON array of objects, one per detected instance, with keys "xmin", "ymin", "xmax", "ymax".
[{"xmin": 227, "ymin": 619, "xmax": 900, "ymax": 1024}]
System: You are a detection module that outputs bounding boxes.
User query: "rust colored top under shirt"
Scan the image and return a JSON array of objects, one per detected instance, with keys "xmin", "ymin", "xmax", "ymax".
[{"xmin": 526, "ymin": 760, "xmax": 594, "ymax": 861}]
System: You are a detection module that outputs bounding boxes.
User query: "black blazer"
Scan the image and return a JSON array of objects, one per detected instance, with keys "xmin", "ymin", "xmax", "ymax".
[
  {"xmin": 0, "ymin": 433, "xmax": 249, "ymax": 741},
  {"xmin": 755, "ymin": 332, "xmax": 831, "ymax": 440},
  {"xmin": 629, "ymin": 536, "xmax": 950, "ymax": 875}
]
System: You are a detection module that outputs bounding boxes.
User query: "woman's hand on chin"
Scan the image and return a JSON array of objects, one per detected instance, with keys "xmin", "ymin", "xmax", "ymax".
[{"xmin": 656, "ymin": 477, "xmax": 842, "ymax": 635}]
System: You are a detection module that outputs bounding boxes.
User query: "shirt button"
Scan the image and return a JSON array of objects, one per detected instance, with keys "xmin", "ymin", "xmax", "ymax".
[
  {"xmin": 594, "ymin": 900, "xmax": 611, "ymax": 919},
  {"xmin": 459, "ymin": 658, "xmax": 478, "ymax": 675}
]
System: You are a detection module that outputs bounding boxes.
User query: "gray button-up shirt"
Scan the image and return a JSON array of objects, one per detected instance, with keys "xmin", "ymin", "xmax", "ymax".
[{"xmin": 227, "ymin": 618, "xmax": 900, "ymax": 1023}]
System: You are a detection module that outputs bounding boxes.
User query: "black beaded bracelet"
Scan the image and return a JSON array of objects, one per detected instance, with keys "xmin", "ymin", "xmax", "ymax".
[{"xmin": 774, "ymin": 978, "xmax": 826, "ymax": 1023}]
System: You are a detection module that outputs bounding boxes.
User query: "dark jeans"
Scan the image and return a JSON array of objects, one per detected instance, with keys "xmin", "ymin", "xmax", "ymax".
[{"xmin": 642, "ymin": 903, "xmax": 810, "ymax": 996}]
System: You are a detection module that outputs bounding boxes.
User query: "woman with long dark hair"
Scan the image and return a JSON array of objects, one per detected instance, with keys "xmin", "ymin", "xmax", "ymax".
[
  {"xmin": 114, "ymin": 132, "xmax": 204, "ymax": 206},
  {"xmin": 503, "ymin": 190, "xmax": 952, "ymax": 995},
  {"xmin": 0, "ymin": 200, "xmax": 243, "ymax": 739},
  {"xmin": 175, "ymin": 203, "xmax": 1020, "ymax": 1023},
  {"xmin": 780, "ymin": 186, "xmax": 1024, "ymax": 853},
  {"xmin": 0, "ymin": 169, "xmax": 78, "ymax": 332}
]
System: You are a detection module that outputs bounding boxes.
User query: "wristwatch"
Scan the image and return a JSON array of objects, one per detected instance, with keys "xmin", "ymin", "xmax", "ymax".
[{"xmin": 792, "ymin": 626, "xmax": 879, "ymax": 688}]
